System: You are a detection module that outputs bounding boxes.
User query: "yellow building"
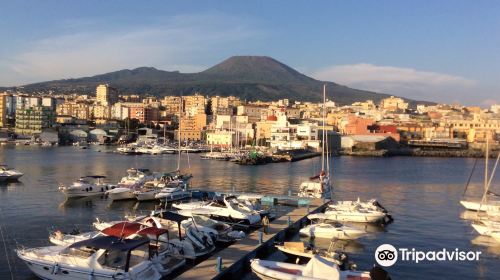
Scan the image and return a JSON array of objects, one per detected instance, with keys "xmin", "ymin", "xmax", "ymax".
[
  {"xmin": 96, "ymin": 84, "xmax": 118, "ymax": 106},
  {"xmin": 177, "ymin": 113, "xmax": 207, "ymax": 141},
  {"xmin": 206, "ymin": 131, "xmax": 235, "ymax": 147},
  {"xmin": 184, "ymin": 94, "xmax": 206, "ymax": 116},
  {"xmin": 379, "ymin": 96, "xmax": 408, "ymax": 111},
  {"xmin": 56, "ymin": 101, "xmax": 92, "ymax": 121},
  {"xmin": 161, "ymin": 96, "xmax": 181, "ymax": 115},
  {"xmin": 92, "ymin": 105, "xmax": 111, "ymax": 120},
  {"xmin": 0, "ymin": 93, "xmax": 7, "ymax": 127}
]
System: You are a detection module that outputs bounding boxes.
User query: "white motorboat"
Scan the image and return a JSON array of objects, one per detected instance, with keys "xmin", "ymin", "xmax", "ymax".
[
  {"xmin": 17, "ymin": 235, "xmax": 162, "ymax": 280},
  {"xmin": 316, "ymin": 204, "xmax": 387, "ymax": 223},
  {"xmin": 155, "ymin": 186, "xmax": 191, "ymax": 202},
  {"xmin": 329, "ymin": 198, "xmax": 388, "ymax": 213},
  {"xmin": 0, "ymin": 165, "xmax": 24, "ymax": 181},
  {"xmin": 96, "ymin": 212, "xmax": 215, "ymax": 260},
  {"xmin": 59, "ymin": 175, "xmax": 114, "ymax": 198},
  {"xmin": 275, "ymin": 241, "xmax": 348, "ymax": 265},
  {"xmin": 179, "ymin": 212, "xmax": 245, "ymax": 243},
  {"xmin": 106, "ymin": 168, "xmax": 156, "ymax": 201},
  {"xmin": 251, "ymin": 255, "xmax": 375, "ymax": 280},
  {"xmin": 299, "ymin": 222, "xmax": 367, "ymax": 240},
  {"xmin": 174, "ymin": 195, "xmax": 262, "ymax": 227}
]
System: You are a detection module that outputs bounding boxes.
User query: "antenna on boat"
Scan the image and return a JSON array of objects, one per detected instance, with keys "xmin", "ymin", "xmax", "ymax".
[{"xmin": 321, "ymin": 84, "xmax": 326, "ymax": 173}]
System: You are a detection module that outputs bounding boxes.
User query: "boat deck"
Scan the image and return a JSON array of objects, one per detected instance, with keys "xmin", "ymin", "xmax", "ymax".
[{"xmin": 175, "ymin": 198, "xmax": 328, "ymax": 280}]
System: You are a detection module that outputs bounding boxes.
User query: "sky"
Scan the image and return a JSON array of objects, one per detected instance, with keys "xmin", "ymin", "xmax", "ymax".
[{"xmin": 0, "ymin": 1, "xmax": 499, "ymax": 106}]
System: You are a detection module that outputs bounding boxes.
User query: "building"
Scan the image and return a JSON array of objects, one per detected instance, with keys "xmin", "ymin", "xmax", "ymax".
[
  {"xmin": 56, "ymin": 101, "xmax": 92, "ymax": 121},
  {"xmin": 15, "ymin": 106, "xmax": 56, "ymax": 136},
  {"xmin": 128, "ymin": 104, "xmax": 159, "ymax": 124},
  {"xmin": 379, "ymin": 96, "xmax": 409, "ymax": 111},
  {"xmin": 177, "ymin": 114, "xmax": 207, "ymax": 141},
  {"xmin": 92, "ymin": 105, "xmax": 111, "ymax": 120},
  {"xmin": 237, "ymin": 105, "xmax": 268, "ymax": 123},
  {"xmin": 184, "ymin": 94, "xmax": 206, "ymax": 116},
  {"xmin": 0, "ymin": 93, "xmax": 7, "ymax": 127},
  {"xmin": 161, "ymin": 96, "xmax": 182, "ymax": 115},
  {"xmin": 96, "ymin": 84, "xmax": 118, "ymax": 106},
  {"xmin": 206, "ymin": 131, "xmax": 236, "ymax": 147}
]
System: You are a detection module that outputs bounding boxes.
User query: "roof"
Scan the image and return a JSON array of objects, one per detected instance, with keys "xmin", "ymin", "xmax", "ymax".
[
  {"xmin": 69, "ymin": 235, "xmax": 148, "ymax": 251},
  {"xmin": 83, "ymin": 175, "xmax": 107, "ymax": 179},
  {"xmin": 101, "ymin": 222, "xmax": 168, "ymax": 238}
]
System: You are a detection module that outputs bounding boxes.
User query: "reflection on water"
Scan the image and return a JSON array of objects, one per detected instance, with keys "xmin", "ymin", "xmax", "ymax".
[{"xmin": 1, "ymin": 146, "xmax": 500, "ymax": 279}]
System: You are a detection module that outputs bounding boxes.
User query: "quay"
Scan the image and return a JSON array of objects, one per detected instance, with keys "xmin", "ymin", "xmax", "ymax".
[{"xmin": 176, "ymin": 197, "xmax": 329, "ymax": 280}]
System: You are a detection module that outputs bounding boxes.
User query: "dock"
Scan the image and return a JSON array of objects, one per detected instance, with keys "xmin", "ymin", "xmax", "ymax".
[{"xmin": 176, "ymin": 198, "xmax": 328, "ymax": 280}]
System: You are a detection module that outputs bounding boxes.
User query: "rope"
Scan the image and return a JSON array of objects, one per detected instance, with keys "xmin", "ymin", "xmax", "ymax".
[
  {"xmin": 462, "ymin": 158, "xmax": 478, "ymax": 196},
  {"xmin": 0, "ymin": 208, "xmax": 14, "ymax": 280}
]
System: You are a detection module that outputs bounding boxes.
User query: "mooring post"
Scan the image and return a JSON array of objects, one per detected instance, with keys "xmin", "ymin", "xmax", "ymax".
[
  {"xmin": 307, "ymin": 204, "xmax": 310, "ymax": 213},
  {"xmin": 216, "ymin": 257, "xmax": 223, "ymax": 273}
]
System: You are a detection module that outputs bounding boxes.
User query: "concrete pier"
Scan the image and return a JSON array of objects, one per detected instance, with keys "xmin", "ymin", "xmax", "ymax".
[{"xmin": 176, "ymin": 198, "xmax": 328, "ymax": 280}]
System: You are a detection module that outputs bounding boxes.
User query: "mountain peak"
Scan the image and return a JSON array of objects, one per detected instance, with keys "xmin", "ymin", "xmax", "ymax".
[{"xmin": 200, "ymin": 55, "xmax": 315, "ymax": 84}]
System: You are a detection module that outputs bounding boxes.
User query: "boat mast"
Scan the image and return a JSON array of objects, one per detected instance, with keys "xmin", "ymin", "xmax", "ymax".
[
  {"xmin": 321, "ymin": 84, "xmax": 326, "ymax": 173},
  {"xmin": 177, "ymin": 96, "xmax": 182, "ymax": 171},
  {"xmin": 484, "ymin": 137, "xmax": 489, "ymax": 193}
]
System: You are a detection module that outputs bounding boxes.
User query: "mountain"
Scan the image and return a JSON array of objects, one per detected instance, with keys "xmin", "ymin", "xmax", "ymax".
[{"xmin": 4, "ymin": 56, "xmax": 429, "ymax": 106}]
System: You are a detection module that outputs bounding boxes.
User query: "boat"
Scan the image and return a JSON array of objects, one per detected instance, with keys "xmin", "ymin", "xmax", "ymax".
[
  {"xmin": 250, "ymin": 255, "xmax": 378, "ymax": 280},
  {"xmin": 178, "ymin": 210, "xmax": 246, "ymax": 243},
  {"xmin": 96, "ymin": 212, "xmax": 215, "ymax": 259},
  {"xmin": 298, "ymin": 85, "xmax": 331, "ymax": 199},
  {"xmin": 0, "ymin": 165, "xmax": 24, "ymax": 182},
  {"xmin": 275, "ymin": 241, "xmax": 349, "ymax": 267},
  {"xmin": 299, "ymin": 221, "xmax": 367, "ymax": 240},
  {"xmin": 461, "ymin": 140, "xmax": 500, "ymax": 211},
  {"xmin": 314, "ymin": 204, "xmax": 387, "ymax": 223},
  {"xmin": 173, "ymin": 195, "xmax": 262, "ymax": 228},
  {"xmin": 59, "ymin": 175, "xmax": 114, "ymax": 198},
  {"xmin": 328, "ymin": 198, "xmax": 388, "ymax": 213},
  {"xmin": 106, "ymin": 168, "xmax": 156, "ymax": 201},
  {"xmin": 17, "ymin": 235, "xmax": 163, "ymax": 280}
]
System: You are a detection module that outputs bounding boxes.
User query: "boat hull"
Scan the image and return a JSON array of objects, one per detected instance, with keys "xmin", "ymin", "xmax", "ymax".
[{"xmin": 106, "ymin": 188, "xmax": 136, "ymax": 200}]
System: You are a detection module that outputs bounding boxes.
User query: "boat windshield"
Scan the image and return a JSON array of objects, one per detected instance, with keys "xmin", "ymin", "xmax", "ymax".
[
  {"xmin": 97, "ymin": 243, "xmax": 149, "ymax": 271},
  {"xmin": 60, "ymin": 246, "xmax": 97, "ymax": 258}
]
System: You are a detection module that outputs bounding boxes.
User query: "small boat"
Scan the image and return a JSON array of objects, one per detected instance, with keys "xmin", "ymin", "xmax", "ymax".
[
  {"xmin": 59, "ymin": 175, "xmax": 114, "ymax": 198},
  {"xmin": 178, "ymin": 211, "xmax": 246, "ymax": 243},
  {"xmin": 17, "ymin": 235, "xmax": 163, "ymax": 280},
  {"xmin": 319, "ymin": 205, "xmax": 387, "ymax": 223},
  {"xmin": 106, "ymin": 168, "xmax": 156, "ymax": 201},
  {"xmin": 200, "ymin": 152, "xmax": 230, "ymax": 160},
  {"xmin": 460, "ymin": 199, "xmax": 500, "ymax": 212},
  {"xmin": 173, "ymin": 195, "xmax": 262, "ymax": 228},
  {"xmin": 275, "ymin": 241, "xmax": 349, "ymax": 266},
  {"xmin": 250, "ymin": 255, "xmax": 376, "ymax": 280},
  {"xmin": 299, "ymin": 222, "xmax": 367, "ymax": 240},
  {"xmin": 0, "ymin": 165, "xmax": 24, "ymax": 182}
]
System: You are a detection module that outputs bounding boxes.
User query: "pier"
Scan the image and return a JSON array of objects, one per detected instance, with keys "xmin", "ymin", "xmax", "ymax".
[{"xmin": 176, "ymin": 198, "xmax": 328, "ymax": 280}]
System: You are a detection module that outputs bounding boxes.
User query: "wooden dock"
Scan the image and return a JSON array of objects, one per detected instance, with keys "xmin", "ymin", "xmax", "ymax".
[{"xmin": 176, "ymin": 198, "xmax": 328, "ymax": 280}]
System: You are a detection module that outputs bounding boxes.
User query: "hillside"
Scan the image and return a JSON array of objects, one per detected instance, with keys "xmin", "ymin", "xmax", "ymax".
[{"xmin": 3, "ymin": 56, "xmax": 429, "ymax": 106}]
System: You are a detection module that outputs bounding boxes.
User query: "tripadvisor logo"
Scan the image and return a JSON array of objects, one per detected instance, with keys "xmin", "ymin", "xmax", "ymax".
[{"xmin": 375, "ymin": 244, "xmax": 482, "ymax": 267}]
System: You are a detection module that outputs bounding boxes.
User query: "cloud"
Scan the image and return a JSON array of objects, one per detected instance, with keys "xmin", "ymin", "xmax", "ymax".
[
  {"xmin": 1, "ymin": 13, "xmax": 263, "ymax": 86},
  {"xmin": 311, "ymin": 63, "xmax": 480, "ymax": 103}
]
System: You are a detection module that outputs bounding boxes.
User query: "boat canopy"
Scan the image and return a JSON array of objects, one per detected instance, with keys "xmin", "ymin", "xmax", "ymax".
[
  {"xmin": 69, "ymin": 235, "xmax": 148, "ymax": 252},
  {"xmin": 157, "ymin": 211, "xmax": 189, "ymax": 223},
  {"xmin": 102, "ymin": 222, "xmax": 168, "ymax": 238}
]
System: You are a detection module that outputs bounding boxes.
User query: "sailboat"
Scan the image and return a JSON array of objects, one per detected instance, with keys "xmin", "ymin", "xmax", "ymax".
[
  {"xmin": 298, "ymin": 85, "xmax": 332, "ymax": 199},
  {"xmin": 460, "ymin": 138, "xmax": 500, "ymax": 211}
]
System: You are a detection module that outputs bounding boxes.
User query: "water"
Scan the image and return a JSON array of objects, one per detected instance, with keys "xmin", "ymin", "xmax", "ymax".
[{"xmin": 0, "ymin": 145, "xmax": 499, "ymax": 279}]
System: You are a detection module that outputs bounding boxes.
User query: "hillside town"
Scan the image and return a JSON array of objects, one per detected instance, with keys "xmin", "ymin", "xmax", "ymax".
[{"xmin": 0, "ymin": 84, "xmax": 499, "ymax": 156}]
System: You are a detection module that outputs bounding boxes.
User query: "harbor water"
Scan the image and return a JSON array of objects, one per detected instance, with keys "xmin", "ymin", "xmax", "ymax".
[{"xmin": 0, "ymin": 145, "xmax": 499, "ymax": 279}]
